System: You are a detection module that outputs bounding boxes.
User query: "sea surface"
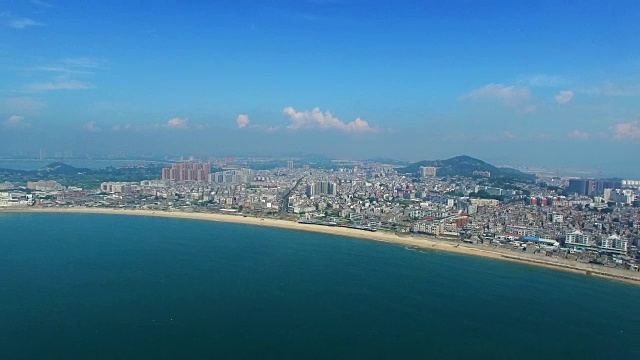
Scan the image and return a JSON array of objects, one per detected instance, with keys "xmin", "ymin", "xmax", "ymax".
[{"xmin": 1, "ymin": 213, "xmax": 639, "ymax": 359}]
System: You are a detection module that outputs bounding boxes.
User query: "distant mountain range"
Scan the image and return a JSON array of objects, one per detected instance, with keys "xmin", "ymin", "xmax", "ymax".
[{"xmin": 398, "ymin": 155, "xmax": 535, "ymax": 182}]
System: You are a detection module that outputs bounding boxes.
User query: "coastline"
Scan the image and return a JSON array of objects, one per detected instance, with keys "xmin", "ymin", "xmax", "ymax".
[{"xmin": 3, "ymin": 207, "xmax": 640, "ymax": 286}]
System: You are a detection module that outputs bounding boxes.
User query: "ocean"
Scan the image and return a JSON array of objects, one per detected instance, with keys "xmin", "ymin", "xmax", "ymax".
[{"xmin": 1, "ymin": 213, "xmax": 638, "ymax": 359}]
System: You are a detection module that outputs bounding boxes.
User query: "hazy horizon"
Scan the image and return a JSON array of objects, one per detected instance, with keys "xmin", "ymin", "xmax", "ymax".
[{"xmin": 1, "ymin": 1, "xmax": 639, "ymax": 177}]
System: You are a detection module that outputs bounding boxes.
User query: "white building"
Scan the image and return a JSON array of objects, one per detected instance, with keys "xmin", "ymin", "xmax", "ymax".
[
  {"xmin": 0, "ymin": 192, "xmax": 32, "ymax": 207},
  {"xmin": 604, "ymin": 189, "xmax": 635, "ymax": 204},
  {"xmin": 27, "ymin": 180, "xmax": 62, "ymax": 191},
  {"xmin": 600, "ymin": 235, "xmax": 628, "ymax": 253},
  {"xmin": 565, "ymin": 230, "xmax": 590, "ymax": 246},
  {"xmin": 622, "ymin": 179, "xmax": 640, "ymax": 187},
  {"xmin": 100, "ymin": 182, "xmax": 133, "ymax": 193},
  {"xmin": 413, "ymin": 222, "xmax": 443, "ymax": 236}
]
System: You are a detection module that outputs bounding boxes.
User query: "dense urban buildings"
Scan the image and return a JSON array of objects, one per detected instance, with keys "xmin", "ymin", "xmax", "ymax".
[
  {"xmin": 2, "ymin": 157, "xmax": 639, "ymax": 274},
  {"xmin": 161, "ymin": 162, "xmax": 211, "ymax": 182}
]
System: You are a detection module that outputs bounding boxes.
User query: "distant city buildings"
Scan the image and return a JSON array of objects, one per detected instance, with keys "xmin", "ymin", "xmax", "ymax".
[
  {"xmin": 0, "ymin": 182, "xmax": 15, "ymax": 190},
  {"xmin": 604, "ymin": 189, "xmax": 635, "ymax": 204},
  {"xmin": 27, "ymin": 180, "xmax": 62, "ymax": 192},
  {"xmin": 473, "ymin": 170, "xmax": 491, "ymax": 178},
  {"xmin": 161, "ymin": 162, "xmax": 211, "ymax": 182},
  {"xmin": 287, "ymin": 160, "xmax": 294, "ymax": 170},
  {"xmin": 567, "ymin": 179, "xmax": 622, "ymax": 196},
  {"xmin": 210, "ymin": 168, "xmax": 253, "ymax": 184},
  {"xmin": 419, "ymin": 166, "xmax": 437, "ymax": 178},
  {"xmin": 100, "ymin": 182, "xmax": 133, "ymax": 193}
]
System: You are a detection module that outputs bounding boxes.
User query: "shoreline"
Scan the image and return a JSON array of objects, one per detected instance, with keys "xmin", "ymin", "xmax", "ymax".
[{"xmin": 3, "ymin": 207, "xmax": 640, "ymax": 286}]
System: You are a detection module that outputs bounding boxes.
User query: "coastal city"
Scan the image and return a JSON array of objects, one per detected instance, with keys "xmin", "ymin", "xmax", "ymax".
[{"xmin": 1, "ymin": 155, "xmax": 639, "ymax": 281}]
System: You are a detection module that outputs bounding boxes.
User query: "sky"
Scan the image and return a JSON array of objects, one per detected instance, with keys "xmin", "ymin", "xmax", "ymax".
[{"xmin": 1, "ymin": 0, "xmax": 639, "ymax": 176}]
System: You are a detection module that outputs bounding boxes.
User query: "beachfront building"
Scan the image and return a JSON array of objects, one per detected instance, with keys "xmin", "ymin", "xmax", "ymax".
[
  {"xmin": 413, "ymin": 221, "xmax": 443, "ymax": 236},
  {"xmin": 600, "ymin": 235, "xmax": 628, "ymax": 254},
  {"xmin": 565, "ymin": 230, "xmax": 591, "ymax": 246},
  {"xmin": 0, "ymin": 192, "xmax": 32, "ymax": 207}
]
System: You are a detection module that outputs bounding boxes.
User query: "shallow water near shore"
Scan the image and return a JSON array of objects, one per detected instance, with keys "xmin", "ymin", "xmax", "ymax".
[{"xmin": 1, "ymin": 213, "xmax": 639, "ymax": 359}]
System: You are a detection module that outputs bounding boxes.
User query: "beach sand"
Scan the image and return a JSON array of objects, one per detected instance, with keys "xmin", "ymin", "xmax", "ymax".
[{"xmin": 4, "ymin": 207, "xmax": 640, "ymax": 285}]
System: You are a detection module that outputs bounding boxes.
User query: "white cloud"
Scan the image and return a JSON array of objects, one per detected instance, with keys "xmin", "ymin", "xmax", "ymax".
[
  {"xmin": 31, "ymin": 0, "xmax": 53, "ymax": 8},
  {"xmin": 580, "ymin": 82, "xmax": 640, "ymax": 97},
  {"xmin": 236, "ymin": 114, "xmax": 250, "ymax": 128},
  {"xmin": 611, "ymin": 121, "xmax": 640, "ymax": 141},
  {"xmin": 83, "ymin": 121, "xmax": 101, "ymax": 132},
  {"xmin": 518, "ymin": 74, "xmax": 567, "ymax": 87},
  {"xmin": 503, "ymin": 130, "xmax": 518, "ymax": 140},
  {"xmin": 166, "ymin": 117, "xmax": 188, "ymax": 129},
  {"xmin": 112, "ymin": 124, "xmax": 133, "ymax": 132},
  {"xmin": 61, "ymin": 57, "xmax": 105, "ymax": 69},
  {"xmin": 1, "ymin": 12, "xmax": 45, "ymax": 29},
  {"xmin": 282, "ymin": 106, "xmax": 378, "ymax": 133},
  {"xmin": 3, "ymin": 115, "xmax": 29, "ymax": 128},
  {"xmin": 554, "ymin": 90, "xmax": 575, "ymax": 104},
  {"xmin": 2, "ymin": 97, "xmax": 45, "ymax": 113},
  {"xmin": 24, "ymin": 80, "xmax": 94, "ymax": 91},
  {"xmin": 567, "ymin": 130, "xmax": 590, "ymax": 140},
  {"xmin": 463, "ymin": 83, "xmax": 532, "ymax": 106}
]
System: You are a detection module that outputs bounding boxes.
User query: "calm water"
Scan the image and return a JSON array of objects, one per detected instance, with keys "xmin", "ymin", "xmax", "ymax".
[{"xmin": 1, "ymin": 213, "xmax": 638, "ymax": 359}]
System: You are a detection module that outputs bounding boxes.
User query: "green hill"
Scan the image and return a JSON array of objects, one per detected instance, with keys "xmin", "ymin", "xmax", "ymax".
[{"xmin": 398, "ymin": 155, "xmax": 534, "ymax": 182}]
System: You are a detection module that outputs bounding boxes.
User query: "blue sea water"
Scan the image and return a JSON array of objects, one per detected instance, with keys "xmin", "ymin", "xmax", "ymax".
[{"xmin": 0, "ymin": 213, "xmax": 638, "ymax": 359}]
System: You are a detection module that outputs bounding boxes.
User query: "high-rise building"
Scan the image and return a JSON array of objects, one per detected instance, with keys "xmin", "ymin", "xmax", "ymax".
[
  {"xmin": 161, "ymin": 162, "xmax": 211, "ymax": 182},
  {"xmin": 287, "ymin": 160, "xmax": 294, "ymax": 170},
  {"xmin": 306, "ymin": 181, "xmax": 337, "ymax": 197},
  {"xmin": 567, "ymin": 179, "xmax": 594, "ymax": 196},
  {"xmin": 567, "ymin": 179, "xmax": 621, "ymax": 196},
  {"xmin": 209, "ymin": 168, "xmax": 253, "ymax": 184}
]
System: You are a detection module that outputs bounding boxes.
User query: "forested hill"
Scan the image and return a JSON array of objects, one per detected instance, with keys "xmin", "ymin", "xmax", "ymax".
[{"xmin": 398, "ymin": 155, "xmax": 534, "ymax": 182}]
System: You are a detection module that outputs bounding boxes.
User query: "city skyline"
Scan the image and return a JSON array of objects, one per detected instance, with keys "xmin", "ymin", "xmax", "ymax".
[{"xmin": 1, "ymin": 0, "xmax": 639, "ymax": 175}]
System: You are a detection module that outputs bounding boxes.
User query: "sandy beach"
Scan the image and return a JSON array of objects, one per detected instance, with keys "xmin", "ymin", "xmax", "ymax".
[{"xmin": 3, "ymin": 207, "xmax": 640, "ymax": 285}]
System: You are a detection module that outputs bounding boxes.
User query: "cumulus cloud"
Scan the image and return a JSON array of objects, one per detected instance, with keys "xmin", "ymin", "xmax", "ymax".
[
  {"xmin": 83, "ymin": 121, "xmax": 101, "ymax": 132},
  {"xmin": 166, "ymin": 117, "xmax": 188, "ymax": 129},
  {"xmin": 567, "ymin": 130, "xmax": 590, "ymax": 140},
  {"xmin": 3, "ymin": 115, "xmax": 30, "ymax": 129},
  {"xmin": 463, "ymin": 83, "xmax": 532, "ymax": 106},
  {"xmin": 236, "ymin": 114, "xmax": 250, "ymax": 128},
  {"xmin": 282, "ymin": 106, "xmax": 378, "ymax": 133},
  {"xmin": 611, "ymin": 121, "xmax": 640, "ymax": 141},
  {"xmin": 554, "ymin": 90, "xmax": 575, "ymax": 104}
]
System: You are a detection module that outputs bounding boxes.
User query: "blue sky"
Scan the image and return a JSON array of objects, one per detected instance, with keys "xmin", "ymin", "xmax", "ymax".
[{"xmin": 1, "ymin": 0, "xmax": 639, "ymax": 175}]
